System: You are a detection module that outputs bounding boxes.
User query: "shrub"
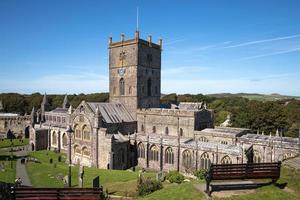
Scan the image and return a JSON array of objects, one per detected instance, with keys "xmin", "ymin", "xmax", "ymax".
[
  {"xmin": 166, "ymin": 171, "xmax": 184, "ymax": 184},
  {"xmin": 137, "ymin": 175, "xmax": 163, "ymax": 196},
  {"xmin": 194, "ymin": 169, "xmax": 208, "ymax": 180}
]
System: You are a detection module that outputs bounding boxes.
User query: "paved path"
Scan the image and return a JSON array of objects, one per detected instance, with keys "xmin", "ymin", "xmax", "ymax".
[
  {"xmin": 15, "ymin": 149, "xmax": 32, "ymax": 187},
  {"xmin": 284, "ymin": 156, "xmax": 300, "ymax": 170}
]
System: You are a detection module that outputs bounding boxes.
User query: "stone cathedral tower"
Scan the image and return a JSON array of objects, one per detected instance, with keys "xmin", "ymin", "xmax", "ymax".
[{"xmin": 109, "ymin": 31, "xmax": 162, "ymax": 119}]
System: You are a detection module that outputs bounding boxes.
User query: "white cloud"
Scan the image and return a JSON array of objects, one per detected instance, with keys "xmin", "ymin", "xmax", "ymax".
[{"xmin": 239, "ymin": 47, "xmax": 300, "ymax": 60}]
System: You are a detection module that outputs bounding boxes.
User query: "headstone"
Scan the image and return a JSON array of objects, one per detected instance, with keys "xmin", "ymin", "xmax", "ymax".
[
  {"xmin": 156, "ymin": 171, "xmax": 165, "ymax": 182},
  {"xmin": 50, "ymin": 158, "xmax": 53, "ymax": 164},
  {"xmin": 58, "ymin": 156, "xmax": 62, "ymax": 162},
  {"xmin": 92, "ymin": 176, "xmax": 100, "ymax": 188},
  {"xmin": 63, "ymin": 175, "xmax": 69, "ymax": 187},
  {"xmin": 78, "ymin": 165, "xmax": 84, "ymax": 188}
]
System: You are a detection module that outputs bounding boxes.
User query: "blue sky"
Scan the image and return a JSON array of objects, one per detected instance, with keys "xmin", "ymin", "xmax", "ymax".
[{"xmin": 1, "ymin": 0, "xmax": 300, "ymax": 95}]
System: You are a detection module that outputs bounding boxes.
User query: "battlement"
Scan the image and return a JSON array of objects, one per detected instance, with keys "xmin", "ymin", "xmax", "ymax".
[
  {"xmin": 137, "ymin": 107, "xmax": 196, "ymax": 116},
  {"xmin": 108, "ymin": 31, "xmax": 162, "ymax": 50}
]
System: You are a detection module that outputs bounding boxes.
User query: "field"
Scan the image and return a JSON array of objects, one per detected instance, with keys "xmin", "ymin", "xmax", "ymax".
[{"xmin": 25, "ymin": 150, "xmax": 300, "ymax": 200}]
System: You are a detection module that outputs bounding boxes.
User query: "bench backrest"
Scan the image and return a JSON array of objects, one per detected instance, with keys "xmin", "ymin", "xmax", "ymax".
[
  {"xmin": 207, "ymin": 162, "xmax": 281, "ymax": 181},
  {"xmin": 11, "ymin": 187, "xmax": 103, "ymax": 200}
]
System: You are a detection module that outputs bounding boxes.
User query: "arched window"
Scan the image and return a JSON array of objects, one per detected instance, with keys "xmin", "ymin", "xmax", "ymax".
[
  {"xmin": 199, "ymin": 137, "xmax": 208, "ymax": 142},
  {"xmin": 165, "ymin": 127, "xmax": 169, "ymax": 135},
  {"xmin": 179, "ymin": 128, "xmax": 183, "ymax": 137},
  {"xmin": 200, "ymin": 152, "xmax": 211, "ymax": 169},
  {"xmin": 147, "ymin": 78, "xmax": 152, "ymax": 96},
  {"xmin": 137, "ymin": 143, "xmax": 145, "ymax": 158},
  {"xmin": 82, "ymin": 125, "xmax": 90, "ymax": 140},
  {"xmin": 152, "ymin": 126, "xmax": 156, "ymax": 133},
  {"xmin": 141, "ymin": 124, "xmax": 144, "ymax": 132},
  {"xmin": 165, "ymin": 147, "xmax": 174, "ymax": 164},
  {"xmin": 149, "ymin": 145, "xmax": 159, "ymax": 161},
  {"xmin": 221, "ymin": 156, "xmax": 232, "ymax": 164},
  {"xmin": 74, "ymin": 145, "xmax": 81, "ymax": 154},
  {"xmin": 182, "ymin": 150, "xmax": 192, "ymax": 169},
  {"xmin": 52, "ymin": 132, "xmax": 57, "ymax": 145},
  {"xmin": 253, "ymin": 150, "xmax": 261, "ymax": 163},
  {"xmin": 221, "ymin": 141, "xmax": 228, "ymax": 145},
  {"xmin": 82, "ymin": 147, "xmax": 90, "ymax": 156},
  {"xmin": 129, "ymin": 86, "xmax": 132, "ymax": 95},
  {"xmin": 74, "ymin": 124, "xmax": 81, "ymax": 139},
  {"xmin": 62, "ymin": 133, "xmax": 67, "ymax": 147},
  {"xmin": 119, "ymin": 78, "xmax": 125, "ymax": 95}
]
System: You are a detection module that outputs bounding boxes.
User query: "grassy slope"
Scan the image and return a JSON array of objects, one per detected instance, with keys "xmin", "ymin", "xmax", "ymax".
[
  {"xmin": 26, "ymin": 150, "xmax": 155, "ymax": 196},
  {"xmin": 0, "ymin": 153, "xmax": 16, "ymax": 183},
  {"xmin": 0, "ymin": 138, "xmax": 29, "ymax": 149}
]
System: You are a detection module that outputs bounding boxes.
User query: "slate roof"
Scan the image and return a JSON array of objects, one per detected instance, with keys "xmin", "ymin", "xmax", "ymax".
[
  {"xmin": 87, "ymin": 102, "xmax": 135, "ymax": 123},
  {"xmin": 200, "ymin": 127, "xmax": 250, "ymax": 137}
]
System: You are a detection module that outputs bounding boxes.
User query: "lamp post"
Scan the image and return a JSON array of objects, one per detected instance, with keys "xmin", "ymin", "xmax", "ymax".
[{"xmin": 66, "ymin": 125, "xmax": 74, "ymax": 188}]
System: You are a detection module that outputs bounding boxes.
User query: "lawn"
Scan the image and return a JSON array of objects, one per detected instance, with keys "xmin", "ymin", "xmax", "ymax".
[
  {"xmin": 0, "ymin": 138, "xmax": 29, "ymax": 149},
  {"xmin": 0, "ymin": 154, "xmax": 16, "ymax": 183},
  {"xmin": 26, "ymin": 150, "xmax": 300, "ymax": 199},
  {"xmin": 26, "ymin": 150, "xmax": 156, "ymax": 196}
]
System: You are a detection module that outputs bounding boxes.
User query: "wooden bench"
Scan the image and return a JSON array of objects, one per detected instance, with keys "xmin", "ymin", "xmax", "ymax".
[
  {"xmin": 205, "ymin": 162, "xmax": 281, "ymax": 196},
  {"xmin": 11, "ymin": 187, "xmax": 104, "ymax": 200}
]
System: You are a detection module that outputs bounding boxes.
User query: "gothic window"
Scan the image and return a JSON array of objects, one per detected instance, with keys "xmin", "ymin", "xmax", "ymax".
[
  {"xmin": 74, "ymin": 124, "xmax": 81, "ymax": 139},
  {"xmin": 199, "ymin": 137, "xmax": 208, "ymax": 142},
  {"xmin": 149, "ymin": 145, "xmax": 159, "ymax": 161},
  {"xmin": 182, "ymin": 150, "xmax": 192, "ymax": 169},
  {"xmin": 152, "ymin": 126, "xmax": 156, "ymax": 133},
  {"xmin": 62, "ymin": 117, "xmax": 66, "ymax": 123},
  {"xmin": 45, "ymin": 115, "xmax": 48, "ymax": 121},
  {"xmin": 113, "ymin": 87, "xmax": 116, "ymax": 95},
  {"xmin": 179, "ymin": 128, "xmax": 183, "ymax": 137},
  {"xmin": 57, "ymin": 117, "xmax": 61, "ymax": 123},
  {"xmin": 221, "ymin": 141, "xmax": 228, "ymax": 145},
  {"xmin": 52, "ymin": 132, "xmax": 57, "ymax": 145},
  {"xmin": 53, "ymin": 116, "xmax": 56, "ymax": 122},
  {"xmin": 82, "ymin": 147, "xmax": 90, "ymax": 156},
  {"xmin": 165, "ymin": 127, "xmax": 169, "ymax": 135},
  {"xmin": 62, "ymin": 133, "xmax": 67, "ymax": 147},
  {"xmin": 82, "ymin": 125, "xmax": 90, "ymax": 140},
  {"xmin": 119, "ymin": 51, "xmax": 126, "ymax": 61},
  {"xmin": 49, "ymin": 116, "xmax": 52, "ymax": 121},
  {"xmin": 147, "ymin": 78, "xmax": 152, "ymax": 96},
  {"xmin": 137, "ymin": 143, "xmax": 145, "ymax": 158},
  {"xmin": 165, "ymin": 147, "xmax": 174, "ymax": 164},
  {"xmin": 119, "ymin": 78, "xmax": 125, "ymax": 95},
  {"xmin": 80, "ymin": 106, "xmax": 85, "ymax": 113},
  {"xmin": 253, "ymin": 150, "xmax": 261, "ymax": 163},
  {"xmin": 129, "ymin": 86, "xmax": 132, "ymax": 95},
  {"xmin": 200, "ymin": 152, "xmax": 211, "ymax": 170},
  {"xmin": 221, "ymin": 156, "xmax": 232, "ymax": 164},
  {"xmin": 74, "ymin": 145, "xmax": 81, "ymax": 154}
]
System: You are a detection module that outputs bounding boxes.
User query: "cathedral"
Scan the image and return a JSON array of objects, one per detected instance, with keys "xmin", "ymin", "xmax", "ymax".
[{"xmin": 30, "ymin": 32, "xmax": 300, "ymax": 173}]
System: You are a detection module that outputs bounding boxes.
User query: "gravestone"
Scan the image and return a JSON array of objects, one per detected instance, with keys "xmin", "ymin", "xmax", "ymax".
[
  {"xmin": 92, "ymin": 176, "xmax": 100, "ymax": 188},
  {"xmin": 58, "ymin": 156, "xmax": 62, "ymax": 162},
  {"xmin": 156, "ymin": 171, "xmax": 165, "ymax": 182},
  {"xmin": 50, "ymin": 158, "xmax": 53, "ymax": 164},
  {"xmin": 78, "ymin": 165, "xmax": 84, "ymax": 188},
  {"xmin": 63, "ymin": 176, "xmax": 68, "ymax": 187}
]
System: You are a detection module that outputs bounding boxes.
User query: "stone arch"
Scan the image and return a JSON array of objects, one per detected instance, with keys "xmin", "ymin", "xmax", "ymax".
[
  {"xmin": 74, "ymin": 144, "xmax": 81, "ymax": 155},
  {"xmin": 165, "ymin": 147, "xmax": 174, "ymax": 164},
  {"xmin": 52, "ymin": 131, "xmax": 57, "ymax": 145},
  {"xmin": 221, "ymin": 155, "xmax": 232, "ymax": 164},
  {"xmin": 137, "ymin": 142, "xmax": 145, "ymax": 158},
  {"xmin": 119, "ymin": 78, "xmax": 125, "ymax": 95},
  {"xmin": 82, "ymin": 146, "xmax": 90, "ymax": 157},
  {"xmin": 149, "ymin": 145, "xmax": 159, "ymax": 161},
  {"xmin": 253, "ymin": 150, "xmax": 262, "ymax": 163},
  {"xmin": 182, "ymin": 150, "xmax": 192, "ymax": 169},
  {"xmin": 62, "ymin": 133, "xmax": 68, "ymax": 147},
  {"xmin": 200, "ymin": 152, "xmax": 211, "ymax": 169}
]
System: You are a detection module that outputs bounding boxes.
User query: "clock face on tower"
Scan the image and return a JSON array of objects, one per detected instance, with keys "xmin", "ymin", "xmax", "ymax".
[{"xmin": 118, "ymin": 68, "xmax": 126, "ymax": 76}]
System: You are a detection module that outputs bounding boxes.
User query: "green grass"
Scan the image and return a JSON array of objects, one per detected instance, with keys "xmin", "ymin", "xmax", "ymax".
[
  {"xmin": 26, "ymin": 150, "xmax": 300, "ymax": 199},
  {"xmin": 26, "ymin": 150, "xmax": 155, "ymax": 196},
  {"xmin": 0, "ymin": 154, "xmax": 16, "ymax": 183},
  {"xmin": 0, "ymin": 138, "xmax": 29, "ymax": 149}
]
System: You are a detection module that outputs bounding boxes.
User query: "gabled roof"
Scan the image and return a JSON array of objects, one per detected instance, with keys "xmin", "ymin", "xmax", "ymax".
[{"xmin": 87, "ymin": 102, "xmax": 135, "ymax": 123}]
